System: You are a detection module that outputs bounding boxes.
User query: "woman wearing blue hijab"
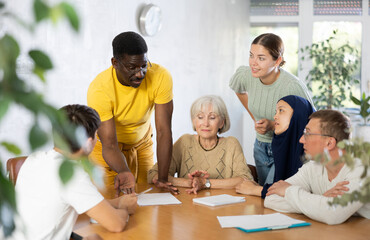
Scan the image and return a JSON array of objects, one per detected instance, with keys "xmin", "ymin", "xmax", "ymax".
[{"xmin": 236, "ymin": 95, "xmax": 315, "ymax": 198}]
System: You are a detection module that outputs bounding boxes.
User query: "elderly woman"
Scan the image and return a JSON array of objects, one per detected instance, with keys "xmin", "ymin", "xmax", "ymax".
[{"xmin": 148, "ymin": 95, "xmax": 253, "ymax": 194}]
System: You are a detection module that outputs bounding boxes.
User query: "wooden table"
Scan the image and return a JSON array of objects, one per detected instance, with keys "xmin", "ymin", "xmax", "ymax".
[{"xmin": 74, "ymin": 184, "xmax": 370, "ymax": 240}]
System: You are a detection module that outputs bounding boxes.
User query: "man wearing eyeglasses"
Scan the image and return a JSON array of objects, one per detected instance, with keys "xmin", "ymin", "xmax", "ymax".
[
  {"xmin": 264, "ymin": 109, "xmax": 370, "ymax": 224},
  {"xmin": 87, "ymin": 31, "xmax": 178, "ymax": 198}
]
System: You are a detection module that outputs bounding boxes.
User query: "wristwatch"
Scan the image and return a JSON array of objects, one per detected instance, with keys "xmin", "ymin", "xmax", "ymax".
[{"xmin": 204, "ymin": 179, "xmax": 211, "ymax": 189}]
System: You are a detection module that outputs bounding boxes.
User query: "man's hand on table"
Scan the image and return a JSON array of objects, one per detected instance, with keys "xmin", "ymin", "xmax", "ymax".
[
  {"xmin": 114, "ymin": 171, "xmax": 136, "ymax": 197},
  {"xmin": 266, "ymin": 180, "xmax": 291, "ymax": 197},
  {"xmin": 153, "ymin": 178, "xmax": 179, "ymax": 195}
]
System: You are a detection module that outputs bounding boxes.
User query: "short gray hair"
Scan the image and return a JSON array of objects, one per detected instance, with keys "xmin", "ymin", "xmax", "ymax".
[{"xmin": 190, "ymin": 95, "xmax": 230, "ymax": 134}]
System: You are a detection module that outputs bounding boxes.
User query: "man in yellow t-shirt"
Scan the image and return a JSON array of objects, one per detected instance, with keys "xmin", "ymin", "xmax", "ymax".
[{"xmin": 87, "ymin": 31, "xmax": 178, "ymax": 198}]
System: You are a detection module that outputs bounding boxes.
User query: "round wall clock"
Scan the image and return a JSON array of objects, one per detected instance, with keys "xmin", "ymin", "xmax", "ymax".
[{"xmin": 139, "ymin": 4, "xmax": 162, "ymax": 37}]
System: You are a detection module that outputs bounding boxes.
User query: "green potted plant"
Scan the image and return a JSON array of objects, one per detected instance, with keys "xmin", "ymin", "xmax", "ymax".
[
  {"xmin": 350, "ymin": 92, "xmax": 370, "ymax": 142},
  {"xmin": 300, "ymin": 30, "xmax": 360, "ymax": 110},
  {"xmin": 351, "ymin": 93, "xmax": 370, "ymax": 125}
]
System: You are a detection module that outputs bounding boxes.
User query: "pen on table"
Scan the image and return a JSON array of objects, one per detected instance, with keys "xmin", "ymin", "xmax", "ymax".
[
  {"xmin": 136, "ymin": 187, "xmax": 153, "ymax": 196},
  {"xmin": 236, "ymin": 222, "xmax": 311, "ymax": 233},
  {"xmin": 121, "ymin": 188, "xmax": 152, "ymax": 195}
]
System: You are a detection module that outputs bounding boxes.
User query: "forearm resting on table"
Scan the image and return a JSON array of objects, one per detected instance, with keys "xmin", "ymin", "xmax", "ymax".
[
  {"xmin": 283, "ymin": 186, "xmax": 364, "ymax": 225},
  {"xmin": 168, "ymin": 176, "xmax": 192, "ymax": 188},
  {"xmin": 152, "ymin": 175, "xmax": 244, "ymax": 189},
  {"xmin": 86, "ymin": 200, "xmax": 129, "ymax": 233},
  {"xmin": 264, "ymin": 194, "xmax": 298, "ymax": 213},
  {"xmin": 106, "ymin": 197, "xmax": 120, "ymax": 208},
  {"xmin": 151, "ymin": 174, "xmax": 192, "ymax": 188},
  {"xmin": 236, "ymin": 180, "xmax": 263, "ymax": 196},
  {"xmin": 209, "ymin": 177, "xmax": 244, "ymax": 189}
]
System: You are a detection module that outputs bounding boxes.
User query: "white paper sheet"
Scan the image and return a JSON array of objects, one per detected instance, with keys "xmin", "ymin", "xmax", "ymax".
[
  {"xmin": 193, "ymin": 194, "xmax": 245, "ymax": 207},
  {"xmin": 137, "ymin": 193, "xmax": 182, "ymax": 206},
  {"xmin": 217, "ymin": 213, "xmax": 306, "ymax": 229}
]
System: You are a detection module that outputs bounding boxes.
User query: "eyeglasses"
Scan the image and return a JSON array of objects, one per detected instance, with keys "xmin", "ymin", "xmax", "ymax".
[
  {"xmin": 117, "ymin": 58, "xmax": 152, "ymax": 75},
  {"xmin": 302, "ymin": 129, "xmax": 333, "ymax": 140}
]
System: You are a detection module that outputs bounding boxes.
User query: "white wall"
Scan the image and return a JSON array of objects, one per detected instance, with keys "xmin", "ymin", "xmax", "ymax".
[{"xmin": 0, "ymin": 0, "xmax": 253, "ymax": 166}]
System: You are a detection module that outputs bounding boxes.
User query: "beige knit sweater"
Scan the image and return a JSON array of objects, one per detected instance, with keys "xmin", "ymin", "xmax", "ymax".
[{"xmin": 148, "ymin": 134, "xmax": 253, "ymax": 182}]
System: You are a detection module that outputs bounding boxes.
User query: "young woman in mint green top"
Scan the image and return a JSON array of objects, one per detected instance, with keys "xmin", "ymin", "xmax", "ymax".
[{"xmin": 229, "ymin": 33, "xmax": 313, "ymax": 186}]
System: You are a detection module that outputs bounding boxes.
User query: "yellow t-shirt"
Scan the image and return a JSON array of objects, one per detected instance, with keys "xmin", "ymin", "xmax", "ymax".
[{"xmin": 87, "ymin": 64, "xmax": 173, "ymax": 144}]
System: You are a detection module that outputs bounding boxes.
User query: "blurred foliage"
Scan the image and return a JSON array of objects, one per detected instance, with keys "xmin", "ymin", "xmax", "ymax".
[
  {"xmin": 300, "ymin": 30, "xmax": 360, "ymax": 110},
  {"xmin": 351, "ymin": 93, "xmax": 370, "ymax": 125},
  {"xmin": 314, "ymin": 138, "xmax": 370, "ymax": 206},
  {"xmin": 0, "ymin": 0, "xmax": 81, "ymax": 237},
  {"xmin": 331, "ymin": 139, "xmax": 370, "ymax": 206}
]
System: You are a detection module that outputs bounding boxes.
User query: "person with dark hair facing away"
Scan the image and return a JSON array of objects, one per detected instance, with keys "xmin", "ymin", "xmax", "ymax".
[
  {"xmin": 236, "ymin": 95, "xmax": 315, "ymax": 198},
  {"xmin": 87, "ymin": 31, "xmax": 177, "ymax": 198},
  {"xmin": 265, "ymin": 110, "xmax": 370, "ymax": 224},
  {"xmin": 15, "ymin": 104, "xmax": 137, "ymax": 240},
  {"xmin": 229, "ymin": 33, "xmax": 313, "ymax": 186}
]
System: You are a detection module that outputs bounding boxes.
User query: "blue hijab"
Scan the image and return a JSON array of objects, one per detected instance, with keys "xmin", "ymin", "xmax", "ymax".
[{"xmin": 261, "ymin": 95, "xmax": 315, "ymax": 198}]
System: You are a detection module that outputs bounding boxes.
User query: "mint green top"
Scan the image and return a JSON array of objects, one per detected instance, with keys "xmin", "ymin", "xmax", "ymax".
[{"xmin": 229, "ymin": 66, "xmax": 313, "ymax": 143}]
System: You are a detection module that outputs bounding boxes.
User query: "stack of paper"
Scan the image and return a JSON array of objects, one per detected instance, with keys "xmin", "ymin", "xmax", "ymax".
[
  {"xmin": 217, "ymin": 213, "xmax": 310, "ymax": 233},
  {"xmin": 193, "ymin": 194, "xmax": 245, "ymax": 207},
  {"xmin": 137, "ymin": 193, "xmax": 182, "ymax": 206}
]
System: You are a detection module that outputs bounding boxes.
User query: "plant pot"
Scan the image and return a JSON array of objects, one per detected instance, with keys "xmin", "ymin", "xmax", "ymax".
[{"xmin": 354, "ymin": 124, "xmax": 370, "ymax": 142}]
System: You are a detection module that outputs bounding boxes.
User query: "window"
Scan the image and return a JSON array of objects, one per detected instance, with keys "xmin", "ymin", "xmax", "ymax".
[
  {"xmin": 313, "ymin": 0, "xmax": 362, "ymax": 15},
  {"xmin": 312, "ymin": 21, "xmax": 362, "ymax": 107},
  {"xmin": 250, "ymin": 0, "xmax": 299, "ymax": 16}
]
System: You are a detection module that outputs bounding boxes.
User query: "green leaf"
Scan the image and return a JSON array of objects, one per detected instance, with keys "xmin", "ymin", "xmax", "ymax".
[
  {"xmin": 49, "ymin": 5, "xmax": 63, "ymax": 24},
  {"xmin": 337, "ymin": 141, "xmax": 345, "ymax": 149},
  {"xmin": 362, "ymin": 92, "xmax": 367, "ymax": 100},
  {"xmin": 29, "ymin": 50, "xmax": 53, "ymax": 70},
  {"xmin": 15, "ymin": 91, "xmax": 43, "ymax": 113},
  {"xmin": 0, "ymin": 141, "xmax": 21, "ymax": 155},
  {"xmin": 59, "ymin": 159, "xmax": 74, "ymax": 184},
  {"xmin": 29, "ymin": 123, "xmax": 49, "ymax": 150},
  {"xmin": 0, "ymin": 163, "xmax": 17, "ymax": 237},
  {"xmin": 0, "ymin": 35, "xmax": 20, "ymax": 61},
  {"xmin": 79, "ymin": 157, "xmax": 94, "ymax": 176},
  {"xmin": 33, "ymin": 0, "xmax": 50, "ymax": 22},
  {"xmin": 60, "ymin": 2, "xmax": 80, "ymax": 31},
  {"xmin": 32, "ymin": 66, "xmax": 46, "ymax": 82},
  {"xmin": 350, "ymin": 96, "xmax": 361, "ymax": 105},
  {"xmin": 0, "ymin": 2, "xmax": 5, "ymax": 9},
  {"xmin": 0, "ymin": 162, "xmax": 16, "ymax": 208},
  {"xmin": 0, "ymin": 97, "xmax": 10, "ymax": 122}
]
